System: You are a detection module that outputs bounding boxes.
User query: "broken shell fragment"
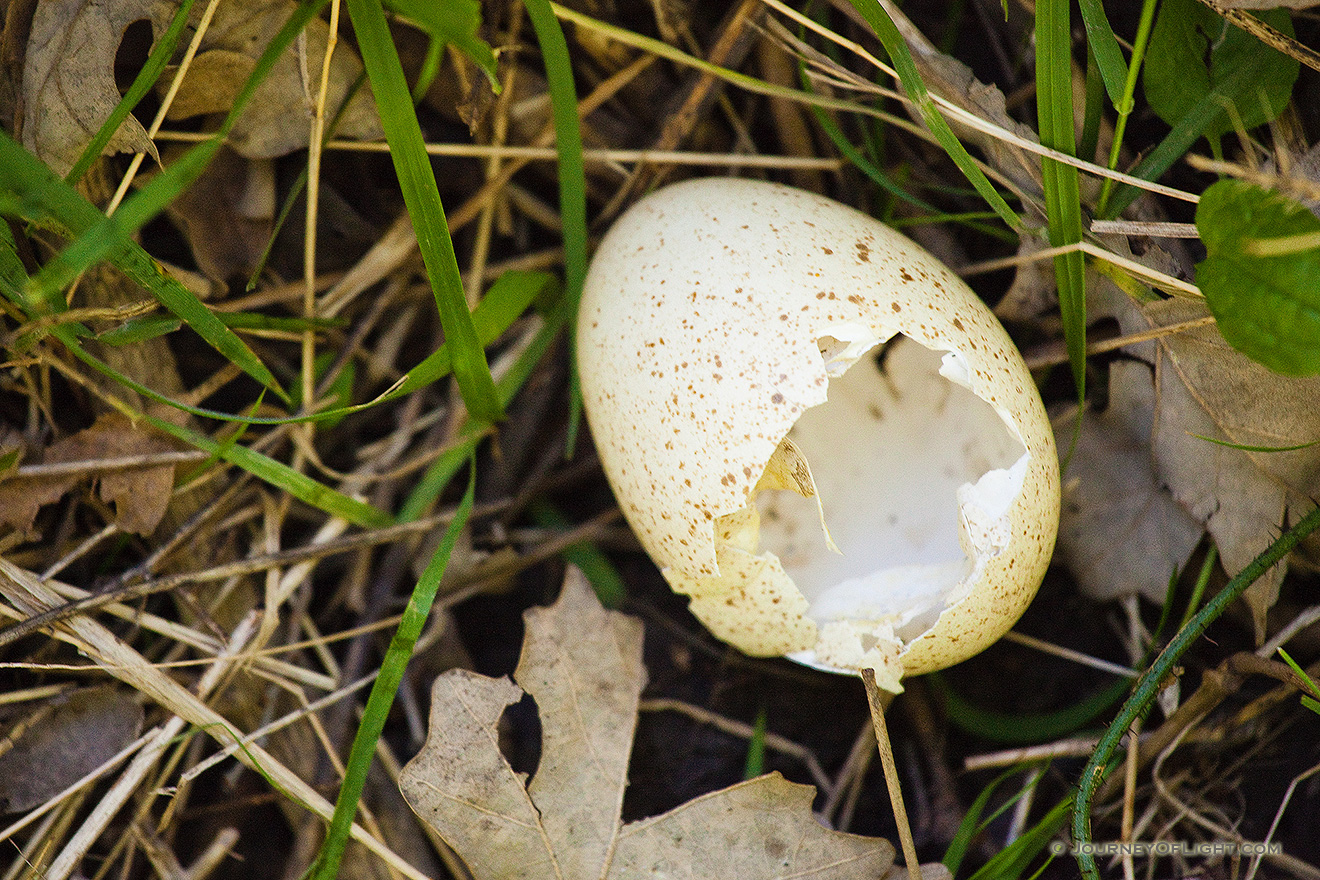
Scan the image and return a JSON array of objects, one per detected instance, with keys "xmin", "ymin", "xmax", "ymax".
[{"xmin": 577, "ymin": 178, "xmax": 1060, "ymax": 692}]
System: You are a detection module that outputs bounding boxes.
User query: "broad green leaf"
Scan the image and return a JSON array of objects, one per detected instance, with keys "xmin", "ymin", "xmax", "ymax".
[
  {"xmin": 1195, "ymin": 180, "xmax": 1320, "ymax": 376},
  {"xmin": 384, "ymin": 0, "xmax": 497, "ymax": 86},
  {"xmin": 1143, "ymin": 0, "xmax": 1298, "ymax": 140},
  {"xmin": 346, "ymin": 0, "xmax": 503, "ymax": 422}
]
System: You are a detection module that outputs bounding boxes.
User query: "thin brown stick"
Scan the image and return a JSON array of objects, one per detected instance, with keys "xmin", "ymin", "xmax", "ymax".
[{"xmin": 861, "ymin": 670, "xmax": 922, "ymax": 880}]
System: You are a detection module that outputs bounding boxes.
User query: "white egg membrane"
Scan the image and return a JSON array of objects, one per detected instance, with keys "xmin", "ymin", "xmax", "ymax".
[{"xmin": 755, "ymin": 333, "xmax": 1028, "ymax": 655}]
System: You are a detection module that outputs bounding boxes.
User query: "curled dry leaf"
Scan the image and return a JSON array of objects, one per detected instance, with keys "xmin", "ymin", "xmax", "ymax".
[
  {"xmin": 399, "ymin": 568, "xmax": 899, "ymax": 880},
  {"xmin": 1054, "ymin": 360, "xmax": 1204, "ymax": 603},
  {"xmin": 162, "ymin": 0, "xmax": 381, "ymax": 159},
  {"xmin": 20, "ymin": 0, "xmax": 381, "ymax": 175},
  {"xmin": 20, "ymin": 0, "xmax": 174, "ymax": 175},
  {"xmin": 0, "ymin": 413, "xmax": 181, "ymax": 536},
  {"xmin": 1122, "ymin": 297, "xmax": 1320, "ymax": 635}
]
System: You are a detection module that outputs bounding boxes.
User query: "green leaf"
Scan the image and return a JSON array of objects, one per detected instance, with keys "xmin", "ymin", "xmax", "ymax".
[
  {"xmin": 384, "ymin": 0, "xmax": 497, "ymax": 86},
  {"xmin": 1143, "ymin": 0, "xmax": 1298, "ymax": 141},
  {"xmin": 346, "ymin": 0, "xmax": 503, "ymax": 422},
  {"xmin": 1195, "ymin": 180, "xmax": 1320, "ymax": 375}
]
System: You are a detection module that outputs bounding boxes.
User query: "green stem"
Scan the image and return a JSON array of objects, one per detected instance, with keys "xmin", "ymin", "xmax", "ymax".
[
  {"xmin": 1096, "ymin": 0, "xmax": 1158, "ymax": 216},
  {"xmin": 1072, "ymin": 504, "xmax": 1320, "ymax": 880}
]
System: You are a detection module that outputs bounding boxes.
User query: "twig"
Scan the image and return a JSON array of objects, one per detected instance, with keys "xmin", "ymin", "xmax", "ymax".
[{"xmin": 861, "ymin": 670, "xmax": 922, "ymax": 880}]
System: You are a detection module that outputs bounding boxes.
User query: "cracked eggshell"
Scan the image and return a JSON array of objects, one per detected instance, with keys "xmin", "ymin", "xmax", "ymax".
[{"xmin": 577, "ymin": 178, "xmax": 1060, "ymax": 692}]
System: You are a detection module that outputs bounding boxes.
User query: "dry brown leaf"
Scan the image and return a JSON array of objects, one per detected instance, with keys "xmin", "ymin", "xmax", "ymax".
[
  {"xmin": 1122, "ymin": 298, "xmax": 1320, "ymax": 636},
  {"xmin": 1054, "ymin": 360, "xmax": 1204, "ymax": 603},
  {"xmin": 0, "ymin": 686, "xmax": 144, "ymax": 813},
  {"xmin": 400, "ymin": 568, "xmax": 898, "ymax": 880},
  {"xmin": 0, "ymin": 413, "xmax": 180, "ymax": 535},
  {"xmin": 164, "ymin": 0, "xmax": 382, "ymax": 159},
  {"xmin": 162, "ymin": 146, "xmax": 275, "ymax": 282},
  {"xmin": 20, "ymin": 0, "xmax": 172, "ymax": 175}
]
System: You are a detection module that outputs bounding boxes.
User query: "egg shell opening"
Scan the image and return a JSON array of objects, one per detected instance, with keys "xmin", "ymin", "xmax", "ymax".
[{"xmin": 577, "ymin": 178, "xmax": 1060, "ymax": 690}]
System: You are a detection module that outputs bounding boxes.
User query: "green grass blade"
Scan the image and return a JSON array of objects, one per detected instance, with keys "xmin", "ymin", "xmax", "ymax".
[
  {"xmin": 1095, "ymin": 0, "xmax": 1158, "ymax": 215},
  {"xmin": 943, "ymin": 768, "xmax": 1020, "ymax": 875},
  {"xmin": 0, "ymin": 222, "xmax": 29, "ymax": 299},
  {"xmin": 1035, "ymin": 0, "xmax": 1087, "ymax": 400},
  {"xmin": 345, "ymin": 0, "xmax": 502, "ymax": 422},
  {"xmin": 140, "ymin": 409, "xmax": 394, "ymax": 528},
  {"xmin": 844, "ymin": 0, "xmax": 1022, "ymax": 232},
  {"xmin": 743, "ymin": 702, "xmax": 768, "ymax": 779},
  {"xmin": 932, "ymin": 673, "xmax": 1133, "ymax": 745},
  {"xmin": 398, "ymin": 286, "xmax": 572, "ymax": 521},
  {"xmin": 1076, "ymin": 0, "xmax": 1127, "ymax": 106},
  {"xmin": 310, "ymin": 461, "xmax": 476, "ymax": 880},
  {"xmin": 37, "ymin": 324, "xmax": 392, "ymax": 528},
  {"xmin": 382, "ymin": 270, "xmax": 554, "ymax": 400},
  {"xmin": 522, "ymin": 0, "xmax": 588, "ymax": 453},
  {"xmin": 1, "ymin": 131, "xmax": 286, "ymax": 395},
  {"xmin": 969, "ymin": 796, "xmax": 1071, "ymax": 880},
  {"xmin": 64, "ymin": 0, "xmax": 197, "ymax": 185},
  {"xmin": 56, "ymin": 271, "xmax": 550, "ymax": 431},
  {"xmin": 3, "ymin": 0, "xmax": 335, "ymax": 400},
  {"xmin": 383, "ymin": 0, "xmax": 498, "ymax": 86}
]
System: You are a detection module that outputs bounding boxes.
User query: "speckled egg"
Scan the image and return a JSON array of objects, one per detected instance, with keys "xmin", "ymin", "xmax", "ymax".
[{"xmin": 576, "ymin": 178, "xmax": 1059, "ymax": 691}]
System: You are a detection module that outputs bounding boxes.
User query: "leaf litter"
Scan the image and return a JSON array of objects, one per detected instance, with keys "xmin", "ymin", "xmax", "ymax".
[
  {"xmin": 400, "ymin": 568, "xmax": 904, "ymax": 880},
  {"xmin": 0, "ymin": 413, "xmax": 183, "ymax": 536},
  {"xmin": 20, "ymin": 0, "xmax": 380, "ymax": 175}
]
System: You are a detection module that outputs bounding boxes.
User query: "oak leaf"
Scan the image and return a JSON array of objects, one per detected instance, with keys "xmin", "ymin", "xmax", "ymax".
[
  {"xmin": 20, "ymin": 0, "xmax": 173, "ymax": 175},
  {"xmin": 400, "ymin": 569, "xmax": 899, "ymax": 880}
]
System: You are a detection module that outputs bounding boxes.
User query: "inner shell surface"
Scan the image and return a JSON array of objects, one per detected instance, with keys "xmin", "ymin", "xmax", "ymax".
[{"xmin": 755, "ymin": 336, "xmax": 1026, "ymax": 640}]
